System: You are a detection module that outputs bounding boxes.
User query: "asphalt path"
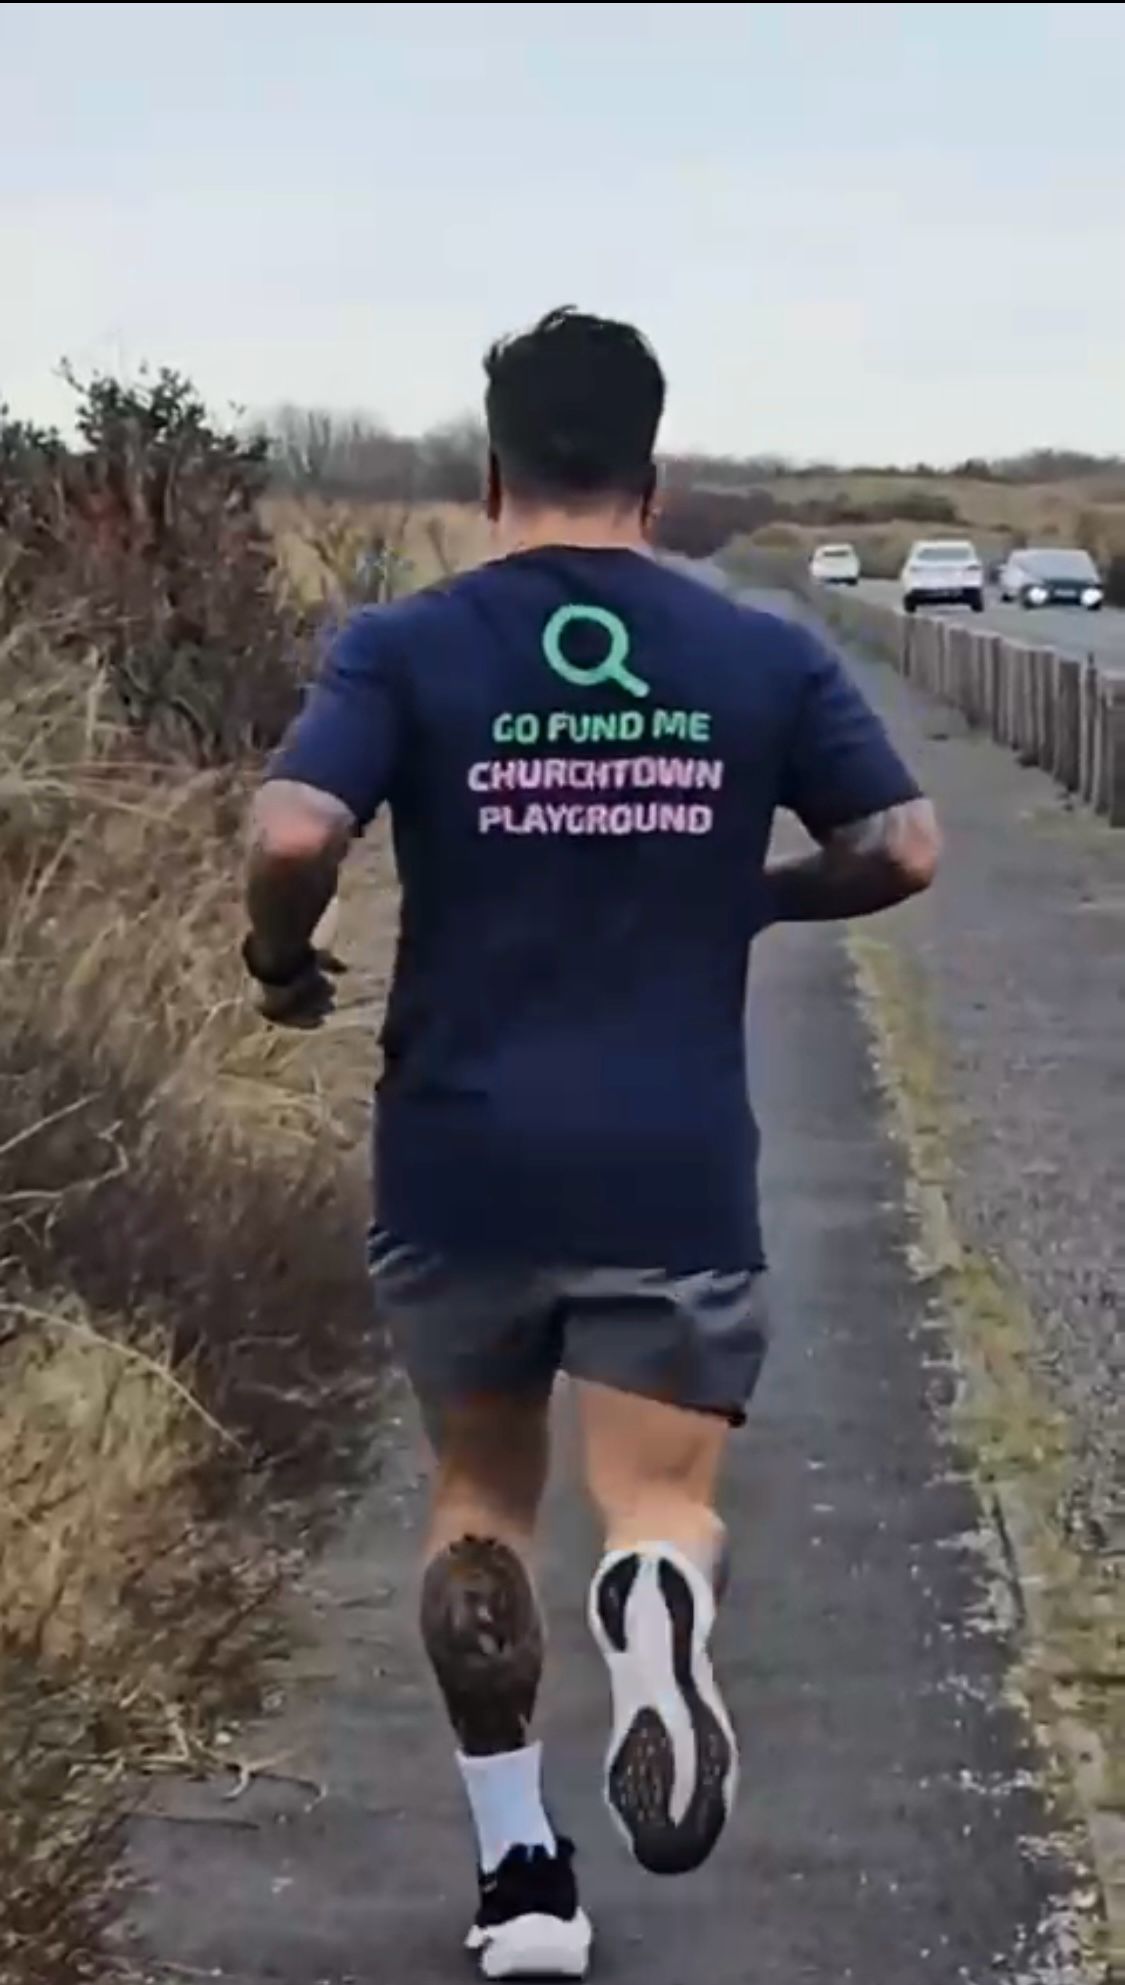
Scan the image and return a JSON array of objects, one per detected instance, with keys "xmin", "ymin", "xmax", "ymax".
[
  {"xmin": 857, "ymin": 577, "xmax": 1125, "ymax": 669},
  {"xmin": 123, "ymin": 921, "xmax": 1093, "ymax": 1985}
]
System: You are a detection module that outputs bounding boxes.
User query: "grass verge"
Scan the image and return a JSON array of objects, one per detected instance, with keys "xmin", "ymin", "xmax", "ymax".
[{"xmin": 848, "ymin": 930, "xmax": 1125, "ymax": 1980}]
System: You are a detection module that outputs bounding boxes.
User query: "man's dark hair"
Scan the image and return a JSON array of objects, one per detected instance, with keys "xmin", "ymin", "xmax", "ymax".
[{"xmin": 484, "ymin": 307, "xmax": 666, "ymax": 506}]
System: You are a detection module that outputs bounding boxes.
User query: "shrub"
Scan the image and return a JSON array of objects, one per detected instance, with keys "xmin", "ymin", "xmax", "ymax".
[
  {"xmin": 2, "ymin": 368, "xmax": 310, "ymax": 762},
  {"xmin": 0, "ymin": 371, "xmax": 396, "ymax": 1981},
  {"xmin": 877, "ymin": 487, "xmax": 959, "ymax": 525},
  {"xmin": 749, "ymin": 521, "xmax": 805, "ymax": 551},
  {"xmin": 0, "ymin": 601, "xmax": 394, "ymax": 1984},
  {"xmin": 654, "ymin": 486, "xmax": 778, "ymax": 557},
  {"xmin": 1103, "ymin": 554, "xmax": 1125, "ymax": 608}
]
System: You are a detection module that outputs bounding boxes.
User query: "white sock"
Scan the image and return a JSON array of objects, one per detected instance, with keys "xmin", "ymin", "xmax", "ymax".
[{"xmin": 457, "ymin": 1741, "xmax": 555, "ymax": 1874}]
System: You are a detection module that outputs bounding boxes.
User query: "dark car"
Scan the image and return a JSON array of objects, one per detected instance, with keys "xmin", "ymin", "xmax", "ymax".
[{"xmin": 998, "ymin": 547, "xmax": 1104, "ymax": 610}]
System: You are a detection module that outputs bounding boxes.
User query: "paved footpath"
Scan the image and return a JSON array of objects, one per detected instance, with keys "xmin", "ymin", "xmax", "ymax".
[{"xmin": 124, "ymin": 919, "xmax": 1098, "ymax": 1984}]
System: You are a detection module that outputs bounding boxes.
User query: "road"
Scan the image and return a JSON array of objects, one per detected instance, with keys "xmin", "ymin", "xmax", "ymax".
[
  {"xmin": 123, "ymin": 922, "xmax": 1092, "ymax": 1984},
  {"xmin": 858, "ymin": 577, "xmax": 1125, "ymax": 668}
]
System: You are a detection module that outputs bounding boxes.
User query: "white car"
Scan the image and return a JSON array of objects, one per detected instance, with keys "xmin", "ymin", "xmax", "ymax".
[
  {"xmin": 900, "ymin": 539, "xmax": 984, "ymax": 615},
  {"xmin": 809, "ymin": 542, "xmax": 861, "ymax": 586},
  {"xmin": 998, "ymin": 546, "xmax": 1104, "ymax": 611}
]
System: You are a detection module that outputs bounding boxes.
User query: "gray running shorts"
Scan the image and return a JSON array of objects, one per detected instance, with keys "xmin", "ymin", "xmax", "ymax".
[{"xmin": 367, "ymin": 1229, "xmax": 770, "ymax": 1433}]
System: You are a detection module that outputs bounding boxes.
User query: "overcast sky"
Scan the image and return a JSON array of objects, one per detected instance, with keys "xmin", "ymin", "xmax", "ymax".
[{"xmin": 3, "ymin": 0, "xmax": 1123, "ymax": 463}]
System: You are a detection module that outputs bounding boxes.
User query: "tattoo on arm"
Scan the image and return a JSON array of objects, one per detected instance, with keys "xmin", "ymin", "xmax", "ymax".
[
  {"xmin": 765, "ymin": 797, "xmax": 939, "ymax": 924},
  {"xmin": 245, "ymin": 781, "xmax": 356, "ymax": 978}
]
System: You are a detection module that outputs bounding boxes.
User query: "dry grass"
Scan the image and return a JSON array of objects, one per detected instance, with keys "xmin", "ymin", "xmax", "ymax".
[
  {"xmin": 764, "ymin": 469, "xmax": 1125, "ymax": 536},
  {"xmin": 0, "ymin": 1330, "xmax": 270, "ymax": 1982},
  {"xmin": 0, "ymin": 611, "xmax": 394, "ymax": 1983},
  {"xmin": 265, "ymin": 495, "xmax": 490, "ymax": 608}
]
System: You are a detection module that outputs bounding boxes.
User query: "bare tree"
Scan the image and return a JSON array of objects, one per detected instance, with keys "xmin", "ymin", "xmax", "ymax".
[
  {"xmin": 415, "ymin": 418, "xmax": 485, "ymax": 504},
  {"xmin": 264, "ymin": 408, "xmax": 485, "ymax": 504}
]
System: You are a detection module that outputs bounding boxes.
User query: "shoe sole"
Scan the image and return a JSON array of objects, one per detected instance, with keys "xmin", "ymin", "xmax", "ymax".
[
  {"xmin": 466, "ymin": 1907, "xmax": 593, "ymax": 1979},
  {"xmin": 589, "ymin": 1547, "xmax": 738, "ymax": 1876}
]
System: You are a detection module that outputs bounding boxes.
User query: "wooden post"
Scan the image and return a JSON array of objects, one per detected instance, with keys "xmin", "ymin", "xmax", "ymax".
[
  {"xmin": 1015, "ymin": 646, "xmax": 1034, "ymax": 764},
  {"xmin": 1053, "ymin": 653, "xmax": 1082, "ymax": 791},
  {"xmin": 1080, "ymin": 659, "xmax": 1099, "ymax": 806},
  {"xmin": 986, "ymin": 635, "xmax": 1002, "ymax": 741},
  {"xmin": 1029, "ymin": 647, "xmax": 1050, "ymax": 769},
  {"xmin": 1103, "ymin": 672, "xmax": 1125, "ymax": 827}
]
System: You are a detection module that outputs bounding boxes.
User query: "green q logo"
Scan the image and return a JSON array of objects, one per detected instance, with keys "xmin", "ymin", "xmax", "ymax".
[{"xmin": 541, "ymin": 604, "xmax": 649, "ymax": 699}]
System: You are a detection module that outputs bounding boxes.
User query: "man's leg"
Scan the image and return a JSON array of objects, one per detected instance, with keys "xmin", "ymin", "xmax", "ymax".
[
  {"xmin": 369, "ymin": 1233, "xmax": 591, "ymax": 1978},
  {"xmin": 563, "ymin": 1265, "xmax": 768, "ymax": 1878},
  {"xmin": 419, "ymin": 1390, "xmax": 591, "ymax": 1979},
  {"xmin": 421, "ymin": 1390, "xmax": 549, "ymax": 1761},
  {"xmin": 579, "ymin": 1382, "xmax": 737, "ymax": 1878},
  {"xmin": 578, "ymin": 1378, "xmax": 729, "ymax": 1569}
]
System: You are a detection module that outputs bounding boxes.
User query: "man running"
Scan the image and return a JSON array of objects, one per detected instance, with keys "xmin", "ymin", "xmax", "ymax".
[{"xmin": 243, "ymin": 308, "xmax": 940, "ymax": 1980}]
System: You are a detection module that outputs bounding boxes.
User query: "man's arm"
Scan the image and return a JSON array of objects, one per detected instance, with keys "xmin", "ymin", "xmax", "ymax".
[
  {"xmin": 245, "ymin": 780, "xmax": 356, "ymax": 982},
  {"xmin": 768, "ymin": 624, "xmax": 940, "ymax": 924},
  {"xmin": 764, "ymin": 796, "xmax": 940, "ymax": 924},
  {"xmin": 242, "ymin": 611, "xmax": 403, "ymax": 1012}
]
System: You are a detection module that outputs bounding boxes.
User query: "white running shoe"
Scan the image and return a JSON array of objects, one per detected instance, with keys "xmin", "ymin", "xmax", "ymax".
[
  {"xmin": 589, "ymin": 1544, "xmax": 738, "ymax": 1876},
  {"xmin": 465, "ymin": 1839, "xmax": 592, "ymax": 1979}
]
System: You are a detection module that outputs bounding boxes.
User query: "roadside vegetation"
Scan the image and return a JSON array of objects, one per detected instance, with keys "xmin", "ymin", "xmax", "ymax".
[
  {"xmin": 656, "ymin": 458, "xmax": 1125, "ymax": 595},
  {"xmin": 0, "ymin": 370, "xmax": 413, "ymax": 1984},
  {"xmin": 3, "ymin": 366, "xmax": 1120, "ymax": 1980},
  {"xmin": 263, "ymin": 402, "xmax": 1125, "ymax": 595}
]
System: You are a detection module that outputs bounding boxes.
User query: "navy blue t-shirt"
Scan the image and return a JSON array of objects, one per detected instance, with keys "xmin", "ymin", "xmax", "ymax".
[{"xmin": 272, "ymin": 549, "xmax": 919, "ymax": 1271}]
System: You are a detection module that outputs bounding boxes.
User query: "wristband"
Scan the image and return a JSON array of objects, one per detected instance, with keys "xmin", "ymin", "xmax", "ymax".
[{"xmin": 241, "ymin": 933, "xmax": 317, "ymax": 989}]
